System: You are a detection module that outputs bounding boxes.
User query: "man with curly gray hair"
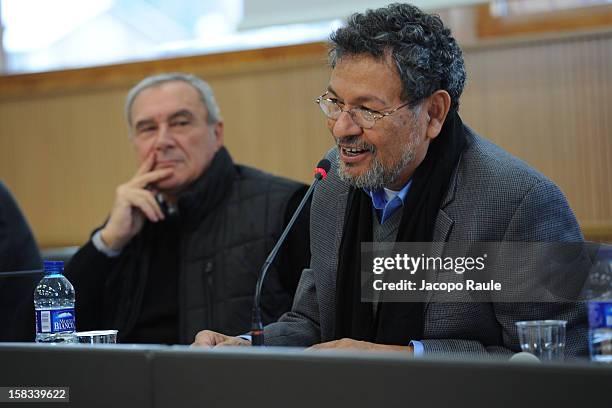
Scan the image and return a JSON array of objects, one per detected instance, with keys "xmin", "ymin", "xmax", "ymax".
[{"xmin": 194, "ymin": 3, "xmax": 586, "ymax": 359}]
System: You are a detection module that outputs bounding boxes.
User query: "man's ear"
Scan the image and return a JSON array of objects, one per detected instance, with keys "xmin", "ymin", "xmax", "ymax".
[
  {"xmin": 425, "ymin": 90, "xmax": 451, "ymax": 140},
  {"xmin": 212, "ymin": 121, "xmax": 224, "ymax": 149}
]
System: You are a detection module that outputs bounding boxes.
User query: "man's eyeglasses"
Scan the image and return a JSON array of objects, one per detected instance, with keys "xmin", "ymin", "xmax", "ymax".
[{"xmin": 315, "ymin": 92, "xmax": 411, "ymax": 129}]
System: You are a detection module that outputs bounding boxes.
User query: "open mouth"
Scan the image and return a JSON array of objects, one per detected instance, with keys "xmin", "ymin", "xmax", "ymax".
[
  {"xmin": 339, "ymin": 144, "xmax": 374, "ymax": 163},
  {"xmin": 342, "ymin": 146, "xmax": 370, "ymax": 157}
]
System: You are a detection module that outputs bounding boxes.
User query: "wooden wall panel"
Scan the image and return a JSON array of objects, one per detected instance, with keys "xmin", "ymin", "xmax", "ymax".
[
  {"xmin": 0, "ymin": 32, "xmax": 610, "ymax": 247},
  {"xmin": 477, "ymin": 4, "xmax": 612, "ymax": 39},
  {"xmin": 0, "ymin": 46, "xmax": 332, "ymax": 247},
  {"xmin": 0, "ymin": 90, "xmax": 135, "ymax": 246},
  {"xmin": 460, "ymin": 31, "xmax": 612, "ymax": 236},
  {"xmin": 209, "ymin": 65, "xmax": 331, "ymax": 183}
]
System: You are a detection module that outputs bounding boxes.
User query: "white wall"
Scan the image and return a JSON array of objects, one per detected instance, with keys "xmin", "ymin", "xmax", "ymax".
[
  {"xmin": 0, "ymin": 2, "xmax": 5, "ymax": 73},
  {"xmin": 240, "ymin": 0, "xmax": 485, "ymax": 29}
]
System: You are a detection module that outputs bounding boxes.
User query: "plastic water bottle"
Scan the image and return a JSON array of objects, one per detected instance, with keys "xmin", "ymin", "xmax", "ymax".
[
  {"xmin": 587, "ymin": 246, "xmax": 612, "ymax": 363},
  {"xmin": 34, "ymin": 260, "xmax": 77, "ymax": 343}
]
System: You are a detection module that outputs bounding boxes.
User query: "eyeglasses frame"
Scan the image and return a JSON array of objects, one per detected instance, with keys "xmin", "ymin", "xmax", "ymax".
[{"xmin": 315, "ymin": 91, "xmax": 412, "ymax": 129}]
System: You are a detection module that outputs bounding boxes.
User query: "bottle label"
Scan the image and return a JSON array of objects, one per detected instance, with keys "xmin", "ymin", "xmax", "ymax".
[
  {"xmin": 588, "ymin": 302, "xmax": 612, "ymax": 329},
  {"xmin": 35, "ymin": 308, "xmax": 76, "ymax": 334}
]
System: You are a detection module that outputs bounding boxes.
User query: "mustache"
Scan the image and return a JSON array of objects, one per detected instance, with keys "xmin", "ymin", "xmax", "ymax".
[{"xmin": 334, "ymin": 136, "xmax": 376, "ymax": 153}]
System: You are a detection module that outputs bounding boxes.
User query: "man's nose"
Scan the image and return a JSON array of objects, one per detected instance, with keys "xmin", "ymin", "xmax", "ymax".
[
  {"xmin": 154, "ymin": 124, "xmax": 175, "ymax": 149},
  {"xmin": 332, "ymin": 111, "xmax": 363, "ymax": 139}
]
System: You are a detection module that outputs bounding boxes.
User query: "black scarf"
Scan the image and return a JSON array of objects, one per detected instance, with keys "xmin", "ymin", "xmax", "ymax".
[
  {"xmin": 176, "ymin": 146, "xmax": 236, "ymax": 229},
  {"xmin": 334, "ymin": 111, "xmax": 467, "ymax": 344}
]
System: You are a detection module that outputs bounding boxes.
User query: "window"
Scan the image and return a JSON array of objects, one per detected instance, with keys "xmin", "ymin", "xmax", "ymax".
[
  {"xmin": 1, "ymin": 0, "xmax": 486, "ymax": 75},
  {"xmin": 490, "ymin": 0, "xmax": 612, "ymax": 17},
  {"xmin": 0, "ymin": 0, "xmax": 340, "ymax": 74}
]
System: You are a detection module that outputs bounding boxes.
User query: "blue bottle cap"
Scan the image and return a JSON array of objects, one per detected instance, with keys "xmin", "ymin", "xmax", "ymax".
[{"xmin": 43, "ymin": 260, "xmax": 64, "ymax": 275}]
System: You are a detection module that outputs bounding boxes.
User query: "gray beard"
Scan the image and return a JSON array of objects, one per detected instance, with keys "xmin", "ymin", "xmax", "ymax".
[{"xmin": 337, "ymin": 143, "xmax": 416, "ymax": 190}]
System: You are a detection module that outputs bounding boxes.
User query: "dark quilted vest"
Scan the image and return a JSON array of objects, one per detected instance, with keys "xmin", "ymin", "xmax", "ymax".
[
  {"xmin": 104, "ymin": 163, "xmax": 306, "ymax": 343},
  {"xmin": 178, "ymin": 165, "xmax": 303, "ymax": 340}
]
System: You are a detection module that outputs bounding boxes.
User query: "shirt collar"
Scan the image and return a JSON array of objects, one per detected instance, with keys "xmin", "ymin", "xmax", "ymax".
[{"xmin": 366, "ymin": 179, "xmax": 412, "ymax": 210}]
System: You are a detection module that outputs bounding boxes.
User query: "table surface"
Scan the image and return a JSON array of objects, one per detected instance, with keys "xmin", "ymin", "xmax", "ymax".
[{"xmin": 0, "ymin": 343, "xmax": 610, "ymax": 408}]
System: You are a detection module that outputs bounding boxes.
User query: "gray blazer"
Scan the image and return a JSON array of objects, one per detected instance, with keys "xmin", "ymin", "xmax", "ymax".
[{"xmin": 265, "ymin": 128, "xmax": 588, "ymax": 357}]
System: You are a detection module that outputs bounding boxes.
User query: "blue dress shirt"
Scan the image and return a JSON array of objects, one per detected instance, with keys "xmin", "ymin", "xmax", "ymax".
[{"xmin": 365, "ymin": 181, "xmax": 424, "ymax": 356}]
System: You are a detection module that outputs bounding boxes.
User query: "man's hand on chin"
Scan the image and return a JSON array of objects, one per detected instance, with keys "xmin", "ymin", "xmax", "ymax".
[{"xmin": 308, "ymin": 338, "xmax": 413, "ymax": 353}]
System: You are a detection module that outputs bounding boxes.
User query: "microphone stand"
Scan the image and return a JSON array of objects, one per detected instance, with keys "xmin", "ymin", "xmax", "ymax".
[{"xmin": 251, "ymin": 161, "xmax": 329, "ymax": 346}]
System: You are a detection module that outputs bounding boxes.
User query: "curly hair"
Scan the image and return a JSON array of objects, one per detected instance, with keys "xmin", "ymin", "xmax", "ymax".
[{"xmin": 329, "ymin": 3, "xmax": 466, "ymax": 111}]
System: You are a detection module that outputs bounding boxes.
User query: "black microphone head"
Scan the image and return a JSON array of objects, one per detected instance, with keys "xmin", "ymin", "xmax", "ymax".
[
  {"xmin": 314, "ymin": 159, "xmax": 331, "ymax": 180},
  {"xmin": 317, "ymin": 159, "xmax": 331, "ymax": 172}
]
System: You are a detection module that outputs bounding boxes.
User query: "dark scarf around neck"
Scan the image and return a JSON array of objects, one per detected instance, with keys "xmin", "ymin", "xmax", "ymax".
[
  {"xmin": 176, "ymin": 146, "xmax": 236, "ymax": 227},
  {"xmin": 334, "ymin": 111, "xmax": 467, "ymax": 344}
]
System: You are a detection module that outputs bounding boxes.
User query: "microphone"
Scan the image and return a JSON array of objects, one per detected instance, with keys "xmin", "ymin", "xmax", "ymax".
[{"xmin": 251, "ymin": 158, "xmax": 331, "ymax": 346}]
